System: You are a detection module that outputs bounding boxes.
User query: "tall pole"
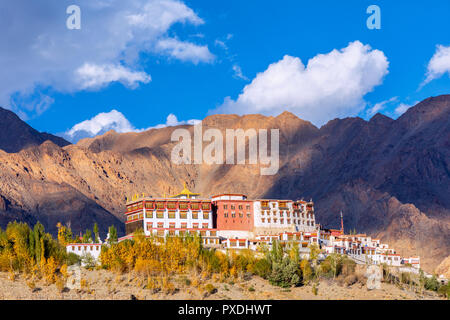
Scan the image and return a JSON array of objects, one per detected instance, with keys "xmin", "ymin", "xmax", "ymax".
[{"xmin": 340, "ymin": 211, "xmax": 344, "ymax": 234}]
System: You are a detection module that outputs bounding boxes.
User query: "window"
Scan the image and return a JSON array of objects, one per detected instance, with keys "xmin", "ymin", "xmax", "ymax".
[
  {"xmin": 167, "ymin": 202, "xmax": 176, "ymax": 209},
  {"xmin": 202, "ymin": 203, "xmax": 210, "ymax": 210},
  {"xmin": 246, "ymin": 212, "xmax": 251, "ymax": 218},
  {"xmin": 156, "ymin": 202, "xmax": 165, "ymax": 209},
  {"xmin": 280, "ymin": 219, "xmax": 284, "ymax": 224},
  {"xmin": 231, "ymin": 205, "xmax": 235, "ymax": 210},
  {"xmin": 287, "ymin": 219, "xmax": 291, "ymax": 224},
  {"xmin": 180, "ymin": 212, "xmax": 187, "ymax": 219},
  {"xmin": 169, "ymin": 223, "xmax": 175, "ymax": 229},
  {"xmin": 156, "ymin": 212, "xmax": 164, "ymax": 219},
  {"xmin": 261, "ymin": 218, "xmax": 266, "ymax": 223},
  {"xmin": 192, "ymin": 213, "xmax": 198, "ymax": 219},
  {"xmin": 157, "ymin": 222, "xmax": 164, "ymax": 228},
  {"xmin": 224, "ymin": 212, "xmax": 228, "ymax": 218},
  {"xmin": 203, "ymin": 212, "xmax": 210, "ymax": 219},
  {"xmin": 238, "ymin": 205, "xmax": 243, "ymax": 210},
  {"xmin": 181, "ymin": 223, "xmax": 187, "ymax": 229},
  {"xmin": 239, "ymin": 212, "xmax": 243, "ymax": 218},
  {"xmin": 223, "ymin": 204, "xmax": 228, "ymax": 209},
  {"xmin": 145, "ymin": 202, "xmax": 153, "ymax": 209},
  {"xmin": 191, "ymin": 203, "xmax": 199, "ymax": 210},
  {"xmin": 231, "ymin": 212, "xmax": 236, "ymax": 218},
  {"xmin": 168, "ymin": 212, "xmax": 175, "ymax": 219},
  {"xmin": 193, "ymin": 223, "xmax": 199, "ymax": 229},
  {"xmin": 179, "ymin": 203, "xmax": 188, "ymax": 210},
  {"xmin": 202, "ymin": 223, "xmax": 208, "ymax": 229},
  {"xmin": 246, "ymin": 205, "xmax": 250, "ymax": 210},
  {"xmin": 146, "ymin": 212, "xmax": 153, "ymax": 219}
]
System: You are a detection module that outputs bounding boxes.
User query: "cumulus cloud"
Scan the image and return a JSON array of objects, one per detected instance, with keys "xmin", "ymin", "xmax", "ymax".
[
  {"xmin": 213, "ymin": 41, "xmax": 389, "ymax": 126},
  {"xmin": 422, "ymin": 45, "xmax": 450, "ymax": 86},
  {"xmin": 0, "ymin": 0, "xmax": 213, "ymax": 117},
  {"xmin": 75, "ymin": 63, "xmax": 151, "ymax": 89},
  {"xmin": 156, "ymin": 38, "xmax": 215, "ymax": 64},
  {"xmin": 63, "ymin": 110, "xmax": 200, "ymax": 142}
]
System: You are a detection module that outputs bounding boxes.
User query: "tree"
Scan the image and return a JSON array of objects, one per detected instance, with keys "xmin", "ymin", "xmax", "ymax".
[
  {"xmin": 108, "ymin": 226, "xmax": 118, "ymax": 244},
  {"xmin": 57, "ymin": 222, "xmax": 73, "ymax": 246},
  {"xmin": 82, "ymin": 229, "xmax": 92, "ymax": 243},
  {"xmin": 93, "ymin": 223, "xmax": 99, "ymax": 243},
  {"xmin": 33, "ymin": 222, "xmax": 45, "ymax": 265}
]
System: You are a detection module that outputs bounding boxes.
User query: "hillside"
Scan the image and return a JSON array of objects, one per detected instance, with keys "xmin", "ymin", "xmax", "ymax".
[
  {"xmin": 0, "ymin": 95, "xmax": 448, "ymax": 273},
  {"xmin": 0, "ymin": 107, "xmax": 70, "ymax": 153}
]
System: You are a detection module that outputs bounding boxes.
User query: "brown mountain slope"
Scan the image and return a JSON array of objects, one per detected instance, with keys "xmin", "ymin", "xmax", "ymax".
[
  {"xmin": 0, "ymin": 106, "xmax": 70, "ymax": 153},
  {"xmin": 0, "ymin": 96, "xmax": 448, "ymax": 273}
]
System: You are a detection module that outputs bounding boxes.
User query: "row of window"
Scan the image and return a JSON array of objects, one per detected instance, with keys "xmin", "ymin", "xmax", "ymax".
[
  {"xmin": 260, "ymin": 218, "xmax": 314, "ymax": 226},
  {"xmin": 223, "ymin": 212, "xmax": 251, "ymax": 218},
  {"xmin": 148, "ymin": 229, "xmax": 217, "ymax": 238},
  {"xmin": 71, "ymin": 245, "xmax": 100, "ymax": 251},
  {"xmin": 223, "ymin": 204, "xmax": 251, "ymax": 210},
  {"xmin": 262, "ymin": 211, "xmax": 313, "ymax": 219},
  {"xmin": 147, "ymin": 222, "xmax": 210, "ymax": 229}
]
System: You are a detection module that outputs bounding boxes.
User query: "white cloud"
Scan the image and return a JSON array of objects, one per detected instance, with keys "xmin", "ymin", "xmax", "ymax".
[
  {"xmin": 148, "ymin": 113, "xmax": 201, "ymax": 129},
  {"xmin": 156, "ymin": 38, "xmax": 215, "ymax": 64},
  {"xmin": 75, "ymin": 63, "xmax": 151, "ymax": 89},
  {"xmin": 213, "ymin": 41, "xmax": 389, "ymax": 126},
  {"xmin": 366, "ymin": 97, "xmax": 398, "ymax": 117},
  {"xmin": 422, "ymin": 45, "xmax": 450, "ymax": 86},
  {"xmin": 0, "ymin": 0, "xmax": 212, "ymax": 118},
  {"xmin": 63, "ymin": 110, "xmax": 200, "ymax": 142},
  {"xmin": 65, "ymin": 110, "xmax": 135, "ymax": 142},
  {"xmin": 394, "ymin": 103, "xmax": 413, "ymax": 116},
  {"xmin": 232, "ymin": 64, "xmax": 249, "ymax": 81}
]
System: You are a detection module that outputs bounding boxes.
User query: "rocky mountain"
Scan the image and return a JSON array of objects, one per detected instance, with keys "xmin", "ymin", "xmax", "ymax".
[
  {"xmin": 0, "ymin": 106, "xmax": 70, "ymax": 153},
  {"xmin": 0, "ymin": 95, "xmax": 448, "ymax": 273}
]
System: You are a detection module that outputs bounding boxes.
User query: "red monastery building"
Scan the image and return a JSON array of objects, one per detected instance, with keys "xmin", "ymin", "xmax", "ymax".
[{"xmin": 122, "ymin": 185, "xmax": 317, "ymax": 243}]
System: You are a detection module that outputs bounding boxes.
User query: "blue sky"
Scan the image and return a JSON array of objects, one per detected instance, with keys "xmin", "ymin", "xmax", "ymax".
[{"xmin": 1, "ymin": 0, "xmax": 450, "ymax": 141}]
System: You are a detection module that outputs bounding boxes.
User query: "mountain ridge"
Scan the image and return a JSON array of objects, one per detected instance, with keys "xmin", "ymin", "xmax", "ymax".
[{"xmin": 0, "ymin": 95, "xmax": 448, "ymax": 274}]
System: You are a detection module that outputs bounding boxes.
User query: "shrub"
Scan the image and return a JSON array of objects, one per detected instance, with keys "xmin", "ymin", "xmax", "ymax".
[
  {"xmin": 300, "ymin": 259, "xmax": 313, "ymax": 283},
  {"xmin": 253, "ymin": 258, "xmax": 271, "ymax": 279},
  {"xmin": 268, "ymin": 257, "xmax": 301, "ymax": 288},
  {"xmin": 424, "ymin": 275, "xmax": 440, "ymax": 292},
  {"xmin": 437, "ymin": 284, "xmax": 450, "ymax": 299},
  {"xmin": 344, "ymin": 274, "xmax": 358, "ymax": 286},
  {"xmin": 204, "ymin": 283, "xmax": 217, "ymax": 295}
]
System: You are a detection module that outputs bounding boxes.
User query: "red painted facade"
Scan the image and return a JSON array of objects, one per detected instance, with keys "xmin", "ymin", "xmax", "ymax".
[{"xmin": 213, "ymin": 199, "xmax": 254, "ymax": 231}]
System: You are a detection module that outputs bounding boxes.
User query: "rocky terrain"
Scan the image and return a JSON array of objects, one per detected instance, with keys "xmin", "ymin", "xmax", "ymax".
[
  {"xmin": 0, "ymin": 270, "xmax": 443, "ymax": 300},
  {"xmin": 0, "ymin": 107, "xmax": 70, "ymax": 153},
  {"xmin": 0, "ymin": 95, "xmax": 449, "ymax": 274}
]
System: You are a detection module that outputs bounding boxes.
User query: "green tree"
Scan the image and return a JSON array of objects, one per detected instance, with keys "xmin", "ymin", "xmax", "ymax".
[
  {"xmin": 82, "ymin": 229, "xmax": 92, "ymax": 243},
  {"xmin": 33, "ymin": 222, "xmax": 45, "ymax": 265},
  {"xmin": 93, "ymin": 223, "xmax": 99, "ymax": 243},
  {"xmin": 108, "ymin": 225, "xmax": 118, "ymax": 244}
]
